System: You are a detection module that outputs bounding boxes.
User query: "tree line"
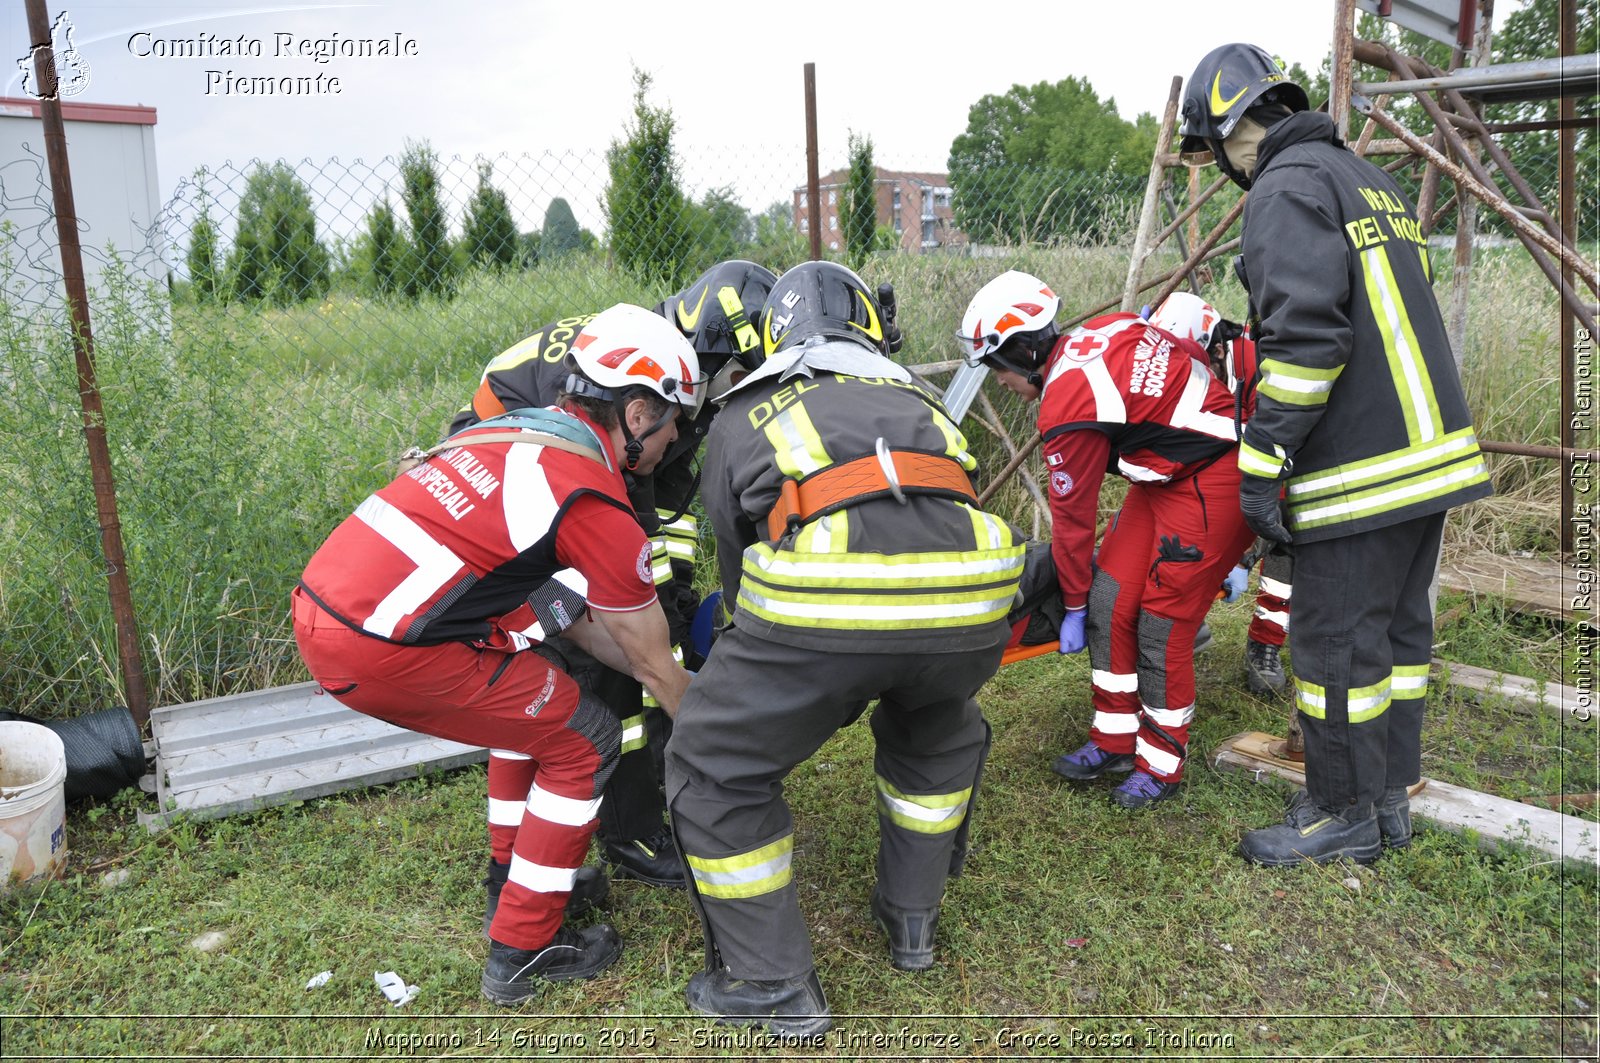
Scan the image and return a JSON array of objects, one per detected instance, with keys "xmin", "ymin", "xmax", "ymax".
[{"xmin": 185, "ymin": 0, "xmax": 1589, "ymax": 309}]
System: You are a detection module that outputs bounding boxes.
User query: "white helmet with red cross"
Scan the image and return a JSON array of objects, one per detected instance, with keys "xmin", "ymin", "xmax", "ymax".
[
  {"xmin": 1150, "ymin": 290, "xmax": 1223, "ymax": 351},
  {"xmin": 958, "ymin": 270, "xmax": 1062, "ymax": 372},
  {"xmin": 567, "ymin": 302, "xmax": 703, "ymax": 416}
]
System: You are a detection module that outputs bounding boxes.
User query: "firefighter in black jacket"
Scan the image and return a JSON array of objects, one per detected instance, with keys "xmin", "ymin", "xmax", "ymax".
[
  {"xmin": 1180, "ymin": 44, "xmax": 1492, "ymax": 866},
  {"xmin": 665, "ymin": 262, "xmax": 1026, "ymax": 1037},
  {"xmin": 449, "ymin": 260, "xmax": 776, "ymax": 890}
]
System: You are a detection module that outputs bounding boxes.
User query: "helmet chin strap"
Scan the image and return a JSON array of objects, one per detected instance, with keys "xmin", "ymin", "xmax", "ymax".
[{"xmin": 617, "ymin": 398, "xmax": 680, "ymax": 472}]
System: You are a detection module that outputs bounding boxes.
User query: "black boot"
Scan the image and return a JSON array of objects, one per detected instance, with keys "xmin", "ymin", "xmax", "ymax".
[
  {"xmin": 1238, "ymin": 790, "xmax": 1381, "ymax": 867},
  {"xmin": 1377, "ymin": 786, "xmax": 1413, "ymax": 849},
  {"xmin": 684, "ymin": 966, "xmax": 831, "ymax": 1038},
  {"xmin": 1245, "ymin": 639, "xmax": 1288, "ymax": 697},
  {"xmin": 483, "ymin": 861, "xmax": 609, "ymax": 938},
  {"xmin": 870, "ymin": 887, "xmax": 939, "ymax": 971},
  {"xmin": 481, "ymin": 923, "xmax": 622, "ymax": 1005},
  {"xmin": 602, "ymin": 825, "xmax": 686, "ymax": 889}
]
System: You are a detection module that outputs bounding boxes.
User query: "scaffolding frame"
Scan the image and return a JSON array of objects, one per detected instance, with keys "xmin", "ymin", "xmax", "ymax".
[{"xmin": 1057, "ymin": 0, "xmax": 1598, "ymax": 554}]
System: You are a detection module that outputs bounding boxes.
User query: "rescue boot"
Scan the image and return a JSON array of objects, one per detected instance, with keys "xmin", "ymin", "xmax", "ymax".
[
  {"xmin": 483, "ymin": 861, "xmax": 609, "ymax": 938},
  {"xmin": 480, "ymin": 923, "xmax": 622, "ymax": 1005},
  {"xmin": 1109, "ymin": 769, "xmax": 1180, "ymax": 810},
  {"xmin": 684, "ymin": 966, "xmax": 832, "ymax": 1038},
  {"xmin": 1377, "ymin": 785, "xmax": 1413, "ymax": 849},
  {"xmin": 602, "ymin": 825, "xmax": 686, "ymax": 889},
  {"xmin": 1238, "ymin": 790, "xmax": 1381, "ymax": 867},
  {"xmin": 1051, "ymin": 740, "xmax": 1134, "ymax": 781},
  {"xmin": 869, "ymin": 887, "xmax": 939, "ymax": 971},
  {"xmin": 1245, "ymin": 639, "xmax": 1287, "ymax": 697}
]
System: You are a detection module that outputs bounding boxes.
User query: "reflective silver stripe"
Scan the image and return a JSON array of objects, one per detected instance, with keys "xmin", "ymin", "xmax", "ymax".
[
  {"xmin": 1092, "ymin": 669, "xmax": 1139, "ymax": 694},
  {"xmin": 749, "ymin": 551, "xmax": 1022, "ymax": 582},
  {"xmin": 1142, "ymin": 703, "xmax": 1194, "ymax": 728},
  {"xmin": 1136, "ymin": 736, "xmax": 1182, "ymax": 776},
  {"xmin": 738, "ymin": 586, "xmax": 1016, "ymax": 622},
  {"xmin": 1364, "ymin": 246, "xmax": 1436, "ymax": 442},
  {"xmin": 1092, "ymin": 710, "xmax": 1141, "ymax": 735},
  {"xmin": 1258, "ymin": 575, "xmax": 1292, "ymax": 598},
  {"xmin": 1292, "ymin": 461, "xmax": 1490, "ymax": 525},
  {"xmin": 490, "ymin": 749, "xmax": 533, "ymax": 761},
  {"xmin": 526, "ymin": 783, "xmax": 603, "ymax": 827},
  {"xmin": 876, "ymin": 781, "xmax": 969, "ymax": 833},
  {"xmin": 688, "ymin": 846, "xmax": 791, "ymax": 893},
  {"xmin": 508, "ymin": 854, "xmax": 578, "ymax": 894},
  {"xmin": 1169, "ymin": 357, "xmax": 1238, "ymax": 441},
  {"xmin": 1117, "ymin": 459, "xmax": 1172, "ymax": 483},
  {"xmin": 1254, "ymin": 607, "xmax": 1290, "ymax": 629},
  {"xmin": 487, "ymin": 797, "xmax": 524, "ymax": 827},
  {"xmin": 1287, "ymin": 434, "xmax": 1481, "ymax": 498},
  {"xmin": 353, "ymin": 495, "xmax": 466, "ymax": 639}
]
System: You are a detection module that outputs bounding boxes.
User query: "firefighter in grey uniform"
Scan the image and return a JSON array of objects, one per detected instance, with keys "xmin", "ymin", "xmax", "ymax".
[
  {"xmin": 665, "ymin": 262, "xmax": 1026, "ymax": 1037},
  {"xmin": 1179, "ymin": 45, "xmax": 1492, "ymax": 866}
]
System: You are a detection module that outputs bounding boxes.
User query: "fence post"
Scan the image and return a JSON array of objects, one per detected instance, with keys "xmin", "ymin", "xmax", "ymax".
[
  {"xmin": 24, "ymin": 0, "xmax": 151, "ymax": 728},
  {"xmin": 804, "ymin": 63, "xmax": 822, "ymax": 262},
  {"xmin": 1120, "ymin": 77, "xmax": 1182, "ymax": 312}
]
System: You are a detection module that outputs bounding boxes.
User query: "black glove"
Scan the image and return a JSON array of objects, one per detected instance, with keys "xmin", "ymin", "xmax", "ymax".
[{"xmin": 1239, "ymin": 475, "xmax": 1292, "ymax": 544}]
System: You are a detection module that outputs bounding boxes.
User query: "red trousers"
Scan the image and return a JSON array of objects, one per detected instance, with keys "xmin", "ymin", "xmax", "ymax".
[
  {"xmin": 1085, "ymin": 455, "xmax": 1255, "ymax": 781},
  {"xmin": 292, "ymin": 588, "xmax": 615, "ymax": 949}
]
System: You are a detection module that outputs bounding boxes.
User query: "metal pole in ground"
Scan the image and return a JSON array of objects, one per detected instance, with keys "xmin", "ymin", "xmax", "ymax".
[
  {"xmin": 804, "ymin": 63, "xmax": 822, "ymax": 262},
  {"xmin": 23, "ymin": 0, "xmax": 150, "ymax": 729}
]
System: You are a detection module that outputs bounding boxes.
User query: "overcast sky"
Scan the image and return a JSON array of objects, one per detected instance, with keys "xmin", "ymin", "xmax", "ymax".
[{"xmin": 0, "ymin": 1, "xmax": 1468, "ymax": 238}]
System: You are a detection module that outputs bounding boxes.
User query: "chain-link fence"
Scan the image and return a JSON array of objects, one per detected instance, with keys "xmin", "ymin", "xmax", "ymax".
[{"xmin": 0, "ymin": 119, "xmax": 1571, "ymax": 718}]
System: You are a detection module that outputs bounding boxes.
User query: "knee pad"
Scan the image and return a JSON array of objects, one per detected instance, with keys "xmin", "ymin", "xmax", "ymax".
[
  {"xmin": 1136, "ymin": 609, "xmax": 1176, "ymax": 707},
  {"xmin": 566, "ymin": 688, "xmax": 622, "ymax": 798},
  {"xmin": 1086, "ymin": 567, "xmax": 1122, "ymax": 664}
]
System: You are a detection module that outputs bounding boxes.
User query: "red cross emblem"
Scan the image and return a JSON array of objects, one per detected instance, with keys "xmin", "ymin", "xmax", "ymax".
[{"xmin": 1064, "ymin": 332, "xmax": 1108, "ymax": 361}]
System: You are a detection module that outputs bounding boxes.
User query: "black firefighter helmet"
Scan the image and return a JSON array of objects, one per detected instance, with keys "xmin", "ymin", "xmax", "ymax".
[
  {"xmin": 1179, "ymin": 43, "xmax": 1309, "ymax": 155},
  {"xmin": 760, "ymin": 260, "xmax": 888, "ymax": 358},
  {"xmin": 658, "ymin": 260, "xmax": 778, "ymax": 373}
]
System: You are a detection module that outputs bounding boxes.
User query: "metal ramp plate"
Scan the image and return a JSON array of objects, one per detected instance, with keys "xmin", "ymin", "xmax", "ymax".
[{"xmin": 138, "ymin": 682, "xmax": 486, "ymax": 832}]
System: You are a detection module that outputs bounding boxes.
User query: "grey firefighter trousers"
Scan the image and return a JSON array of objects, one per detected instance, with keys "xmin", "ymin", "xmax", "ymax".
[{"xmin": 665, "ymin": 624, "xmax": 1005, "ymax": 981}]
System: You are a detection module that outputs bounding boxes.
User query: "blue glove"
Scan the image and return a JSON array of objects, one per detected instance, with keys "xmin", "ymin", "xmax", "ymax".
[
  {"xmin": 1058, "ymin": 607, "xmax": 1087, "ymax": 655},
  {"xmin": 1222, "ymin": 565, "xmax": 1249, "ymax": 603}
]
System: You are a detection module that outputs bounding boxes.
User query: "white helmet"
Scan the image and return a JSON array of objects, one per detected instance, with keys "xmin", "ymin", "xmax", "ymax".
[
  {"xmin": 567, "ymin": 303, "xmax": 703, "ymax": 417},
  {"xmin": 958, "ymin": 270, "xmax": 1062, "ymax": 371},
  {"xmin": 1150, "ymin": 291, "xmax": 1223, "ymax": 351}
]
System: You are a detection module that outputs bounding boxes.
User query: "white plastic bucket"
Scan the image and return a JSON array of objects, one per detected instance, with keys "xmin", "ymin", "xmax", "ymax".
[{"xmin": 0, "ymin": 722, "xmax": 69, "ymax": 886}]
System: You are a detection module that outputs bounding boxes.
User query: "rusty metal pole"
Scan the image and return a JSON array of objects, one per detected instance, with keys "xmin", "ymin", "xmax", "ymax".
[
  {"xmin": 24, "ymin": 0, "xmax": 150, "ymax": 727},
  {"xmin": 1332, "ymin": 0, "xmax": 1357, "ymax": 140},
  {"xmin": 804, "ymin": 63, "xmax": 822, "ymax": 262},
  {"xmin": 1560, "ymin": 0, "xmax": 1577, "ymax": 554}
]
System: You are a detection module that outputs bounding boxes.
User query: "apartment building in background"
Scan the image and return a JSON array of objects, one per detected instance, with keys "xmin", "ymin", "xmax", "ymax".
[{"xmin": 791, "ymin": 167, "xmax": 965, "ymax": 254}]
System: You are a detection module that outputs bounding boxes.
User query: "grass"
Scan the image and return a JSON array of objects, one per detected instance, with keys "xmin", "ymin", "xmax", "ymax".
[
  {"xmin": 0, "ymin": 606, "xmax": 1595, "ymax": 1059},
  {"xmin": 0, "ymin": 212, "xmax": 1592, "ymax": 1057}
]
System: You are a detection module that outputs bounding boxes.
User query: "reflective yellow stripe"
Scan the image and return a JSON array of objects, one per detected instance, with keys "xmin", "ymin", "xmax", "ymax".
[
  {"xmin": 1296, "ymin": 677, "xmax": 1391, "ymax": 722},
  {"xmin": 685, "ymin": 836, "xmax": 793, "ymax": 900},
  {"xmin": 1257, "ymin": 358, "xmax": 1341, "ymax": 406},
  {"xmin": 876, "ymin": 775, "xmax": 971, "ymax": 834},
  {"xmin": 1362, "ymin": 244, "xmax": 1442, "ymax": 444},
  {"xmin": 1287, "ymin": 427, "xmax": 1483, "ymax": 501},
  {"xmin": 763, "ymin": 405, "xmax": 830, "ymax": 478},
  {"xmin": 1391, "ymin": 663, "xmax": 1429, "ymax": 701},
  {"xmin": 619, "ymin": 713, "xmax": 647, "ymax": 754},
  {"xmin": 742, "ymin": 542, "xmax": 1023, "ymax": 589},
  {"xmin": 1289, "ymin": 455, "xmax": 1490, "ymax": 530},
  {"xmin": 930, "ymin": 407, "xmax": 979, "ymax": 472},
  {"xmin": 794, "ymin": 509, "xmax": 847, "ymax": 554},
  {"xmin": 482, "ymin": 331, "xmax": 545, "ymax": 374},
  {"xmin": 737, "ymin": 582, "xmax": 1020, "ymax": 630},
  {"xmin": 650, "ymin": 539, "xmax": 672, "ymax": 585},
  {"xmin": 1239, "ymin": 440, "xmax": 1287, "ymax": 478}
]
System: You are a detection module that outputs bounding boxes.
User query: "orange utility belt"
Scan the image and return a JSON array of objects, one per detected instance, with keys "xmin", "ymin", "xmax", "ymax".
[{"xmin": 765, "ymin": 451, "xmax": 977, "ymax": 541}]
